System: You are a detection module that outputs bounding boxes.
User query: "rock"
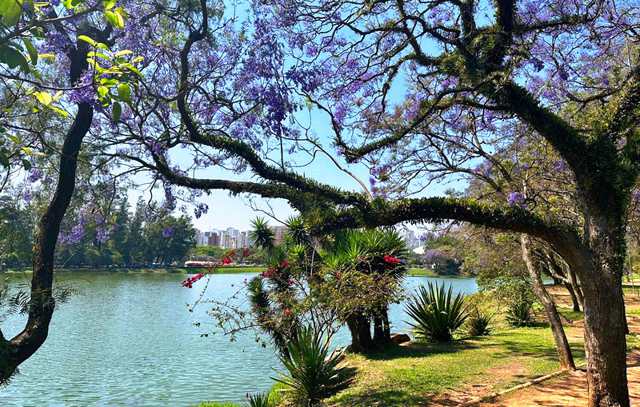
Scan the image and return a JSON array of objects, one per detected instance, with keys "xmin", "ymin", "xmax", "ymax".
[{"xmin": 390, "ymin": 333, "xmax": 411, "ymax": 345}]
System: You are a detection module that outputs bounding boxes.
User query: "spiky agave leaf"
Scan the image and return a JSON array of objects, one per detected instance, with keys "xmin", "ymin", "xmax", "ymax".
[
  {"xmin": 274, "ymin": 325, "xmax": 356, "ymax": 406},
  {"xmin": 405, "ymin": 282, "xmax": 470, "ymax": 342}
]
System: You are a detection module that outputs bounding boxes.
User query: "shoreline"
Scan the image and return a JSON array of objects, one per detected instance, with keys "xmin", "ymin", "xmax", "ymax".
[{"xmin": 2, "ymin": 266, "xmax": 469, "ymax": 278}]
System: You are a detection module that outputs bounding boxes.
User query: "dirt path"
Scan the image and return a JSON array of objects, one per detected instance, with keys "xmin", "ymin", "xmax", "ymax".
[
  {"xmin": 476, "ymin": 352, "xmax": 640, "ymax": 406},
  {"xmin": 475, "ymin": 288, "xmax": 640, "ymax": 407}
]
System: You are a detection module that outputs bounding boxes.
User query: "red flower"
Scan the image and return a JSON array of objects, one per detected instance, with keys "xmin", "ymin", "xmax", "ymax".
[
  {"xmin": 283, "ymin": 308, "xmax": 293, "ymax": 317},
  {"xmin": 280, "ymin": 260, "xmax": 289, "ymax": 269},
  {"xmin": 242, "ymin": 248, "xmax": 250, "ymax": 257},
  {"xmin": 261, "ymin": 267, "xmax": 276, "ymax": 278},
  {"xmin": 181, "ymin": 272, "xmax": 205, "ymax": 288},
  {"xmin": 222, "ymin": 256, "xmax": 233, "ymax": 265},
  {"xmin": 383, "ymin": 255, "xmax": 401, "ymax": 265}
]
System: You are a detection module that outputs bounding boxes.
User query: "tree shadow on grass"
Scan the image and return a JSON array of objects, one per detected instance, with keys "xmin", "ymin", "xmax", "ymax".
[{"xmin": 359, "ymin": 340, "xmax": 482, "ymax": 361}]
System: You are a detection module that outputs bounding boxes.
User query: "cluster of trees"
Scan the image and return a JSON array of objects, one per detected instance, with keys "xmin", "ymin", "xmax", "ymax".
[
  {"xmin": 0, "ymin": 192, "xmax": 196, "ymax": 269},
  {"xmin": 0, "ymin": 1, "xmax": 638, "ymax": 406}
]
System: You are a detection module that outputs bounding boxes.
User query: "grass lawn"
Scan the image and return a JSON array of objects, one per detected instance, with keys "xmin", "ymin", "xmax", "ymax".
[
  {"xmin": 406, "ymin": 267, "xmax": 467, "ymax": 278},
  {"xmin": 328, "ymin": 326, "xmax": 587, "ymax": 406}
]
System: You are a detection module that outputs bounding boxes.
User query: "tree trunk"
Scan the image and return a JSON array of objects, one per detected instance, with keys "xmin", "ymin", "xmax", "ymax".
[
  {"xmin": 562, "ymin": 214, "xmax": 630, "ymax": 407},
  {"xmin": 564, "ymin": 281, "xmax": 581, "ymax": 312},
  {"xmin": 0, "ymin": 104, "xmax": 92, "ymax": 383},
  {"xmin": 521, "ymin": 235, "xmax": 576, "ymax": 370},
  {"xmin": 567, "ymin": 266, "xmax": 584, "ymax": 310},
  {"xmin": 347, "ymin": 314, "xmax": 373, "ymax": 353},
  {"xmin": 581, "ymin": 271, "xmax": 629, "ymax": 407},
  {"xmin": 0, "ymin": 35, "xmax": 96, "ymax": 383},
  {"xmin": 372, "ymin": 307, "xmax": 391, "ymax": 346}
]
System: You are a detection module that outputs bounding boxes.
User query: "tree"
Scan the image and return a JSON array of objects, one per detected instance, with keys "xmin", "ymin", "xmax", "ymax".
[
  {"xmin": 115, "ymin": 2, "xmax": 639, "ymax": 405},
  {"xmin": 0, "ymin": 0, "xmax": 139, "ymax": 382}
]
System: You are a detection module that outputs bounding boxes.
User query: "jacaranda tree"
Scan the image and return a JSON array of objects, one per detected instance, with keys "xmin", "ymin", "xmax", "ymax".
[{"xmin": 108, "ymin": 1, "xmax": 639, "ymax": 406}]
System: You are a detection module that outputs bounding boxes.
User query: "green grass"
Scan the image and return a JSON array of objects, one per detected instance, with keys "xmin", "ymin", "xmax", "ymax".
[
  {"xmin": 328, "ymin": 326, "xmax": 586, "ymax": 406},
  {"xmin": 198, "ymin": 403, "xmax": 240, "ymax": 407},
  {"xmin": 556, "ymin": 306, "xmax": 584, "ymax": 322},
  {"xmin": 406, "ymin": 267, "xmax": 466, "ymax": 278}
]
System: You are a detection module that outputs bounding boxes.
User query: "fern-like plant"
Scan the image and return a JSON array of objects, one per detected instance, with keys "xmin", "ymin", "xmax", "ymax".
[
  {"xmin": 274, "ymin": 326, "xmax": 356, "ymax": 406},
  {"xmin": 405, "ymin": 282, "xmax": 470, "ymax": 342}
]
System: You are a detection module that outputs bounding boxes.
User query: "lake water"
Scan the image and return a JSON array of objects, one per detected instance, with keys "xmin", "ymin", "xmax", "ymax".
[{"xmin": 0, "ymin": 272, "xmax": 476, "ymax": 407}]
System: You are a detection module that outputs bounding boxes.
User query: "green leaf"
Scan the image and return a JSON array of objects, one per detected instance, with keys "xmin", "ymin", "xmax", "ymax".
[
  {"xmin": 117, "ymin": 82, "xmax": 131, "ymax": 103},
  {"xmin": 21, "ymin": 158, "xmax": 31, "ymax": 170},
  {"xmin": 112, "ymin": 101, "xmax": 122, "ymax": 122},
  {"xmin": 0, "ymin": 0, "xmax": 23, "ymax": 26},
  {"xmin": 0, "ymin": 149, "xmax": 10, "ymax": 168},
  {"xmin": 97, "ymin": 85, "xmax": 109, "ymax": 98},
  {"xmin": 33, "ymin": 91, "xmax": 52, "ymax": 106},
  {"xmin": 104, "ymin": 9, "xmax": 124, "ymax": 29},
  {"xmin": 23, "ymin": 38, "xmax": 37, "ymax": 65},
  {"xmin": 77, "ymin": 35, "xmax": 98, "ymax": 47},
  {"xmin": 103, "ymin": 0, "xmax": 116, "ymax": 10},
  {"xmin": 0, "ymin": 45, "xmax": 29, "ymax": 71}
]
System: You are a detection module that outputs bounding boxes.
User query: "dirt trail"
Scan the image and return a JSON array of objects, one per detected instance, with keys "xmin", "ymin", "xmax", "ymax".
[{"xmin": 476, "ymin": 352, "xmax": 640, "ymax": 407}]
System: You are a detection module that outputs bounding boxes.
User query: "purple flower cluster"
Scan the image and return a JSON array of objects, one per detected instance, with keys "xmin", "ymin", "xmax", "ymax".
[
  {"xmin": 28, "ymin": 168, "xmax": 43, "ymax": 183},
  {"xmin": 507, "ymin": 192, "xmax": 526, "ymax": 207},
  {"xmin": 194, "ymin": 202, "xmax": 208, "ymax": 219}
]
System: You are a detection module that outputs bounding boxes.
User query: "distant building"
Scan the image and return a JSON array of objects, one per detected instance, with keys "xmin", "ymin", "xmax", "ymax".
[
  {"xmin": 208, "ymin": 233, "xmax": 220, "ymax": 247},
  {"xmin": 198, "ymin": 227, "xmax": 254, "ymax": 249},
  {"xmin": 195, "ymin": 229, "xmax": 208, "ymax": 245}
]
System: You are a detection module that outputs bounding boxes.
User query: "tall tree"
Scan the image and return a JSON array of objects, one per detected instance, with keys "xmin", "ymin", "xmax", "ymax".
[{"xmin": 113, "ymin": 2, "xmax": 639, "ymax": 405}]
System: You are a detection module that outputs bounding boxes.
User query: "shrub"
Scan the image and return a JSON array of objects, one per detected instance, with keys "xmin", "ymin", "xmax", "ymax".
[
  {"xmin": 274, "ymin": 325, "xmax": 356, "ymax": 406},
  {"xmin": 505, "ymin": 300, "xmax": 535, "ymax": 327},
  {"xmin": 466, "ymin": 308, "xmax": 493, "ymax": 336},
  {"xmin": 405, "ymin": 282, "xmax": 470, "ymax": 342}
]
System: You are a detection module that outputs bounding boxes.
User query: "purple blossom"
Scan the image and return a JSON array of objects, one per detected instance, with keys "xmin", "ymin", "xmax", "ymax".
[
  {"xmin": 553, "ymin": 160, "xmax": 567, "ymax": 172},
  {"xmin": 96, "ymin": 226, "xmax": 110, "ymax": 244},
  {"xmin": 194, "ymin": 202, "xmax": 209, "ymax": 219},
  {"xmin": 162, "ymin": 226, "xmax": 174, "ymax": 238},
  {"xmin": 28, "ymin": 168, "xmax": 43, "ymax": 183},
  {"xmin": 507, "ymin": 192, "xmax": 526, "ymax": 207}
]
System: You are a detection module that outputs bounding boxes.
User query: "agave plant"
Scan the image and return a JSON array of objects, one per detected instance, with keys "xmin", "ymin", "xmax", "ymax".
[
  {"xmin": 466, "ymin": 308, "xmax": 493, "ymax": 337},
  {"xmin": 405, "ymin": 282, "xmax": 470, "ymax": 342},
  {"xmin": 274, "ymin": 325, "xmax": 356, "ymax": 406},
  {"xmin": 247, "ymin": 392, "xmax": 272, "ymax": 407},
  {"xmin": 505, "ymin": 299, "xmax": 535, "ymax": 327}
]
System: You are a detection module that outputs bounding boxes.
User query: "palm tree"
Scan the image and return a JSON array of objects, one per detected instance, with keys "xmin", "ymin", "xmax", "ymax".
[{"xmin": 323, "ymin": 228, "xmax": 408, "ymax": 351}]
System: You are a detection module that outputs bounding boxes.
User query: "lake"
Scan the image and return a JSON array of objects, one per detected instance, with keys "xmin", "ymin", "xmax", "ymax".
[{"xmin": 0, "ymin": 272, "xmax": 477, "ymax": 407}]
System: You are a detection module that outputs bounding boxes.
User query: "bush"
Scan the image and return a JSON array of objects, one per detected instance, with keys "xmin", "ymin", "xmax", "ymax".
[
  {"xmin": 505, "ymin": 300, "xmax": 535, "ymax": 327},
  {"xmin": 274, "ymin": 325, "xmax": 356, "ymax": 406},
  {"xmin": 466, "ymin": 308, "xmax": 493, "ymax": 336},
  {"xmin": 405, "ymin": 282, "xmax": 470, "ymax": 342}
]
